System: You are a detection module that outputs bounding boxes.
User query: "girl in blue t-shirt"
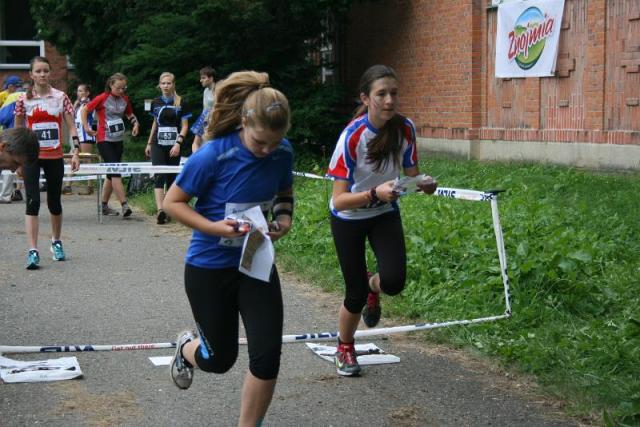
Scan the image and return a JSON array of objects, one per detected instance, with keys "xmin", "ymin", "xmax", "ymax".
[{"xmin": 163, "ymin": 71, "xmax": 294, "ymax": 427}]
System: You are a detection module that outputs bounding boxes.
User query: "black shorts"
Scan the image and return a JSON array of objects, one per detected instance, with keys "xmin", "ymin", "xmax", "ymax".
[
  {"xmin": 97, "ymin": 140, "xmax": 123, "ymax": 179},
  {"xmin": 184, "ymin": 264, "xmax": 283, "ymax": 380}
]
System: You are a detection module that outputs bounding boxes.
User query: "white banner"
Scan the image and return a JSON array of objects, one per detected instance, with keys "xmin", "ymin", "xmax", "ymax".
[{"xmin": 495, "ymin": 0, "xmax": 565, "ymax": 78}]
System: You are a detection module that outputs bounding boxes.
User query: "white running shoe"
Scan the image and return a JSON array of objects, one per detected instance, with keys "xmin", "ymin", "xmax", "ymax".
[{"xmin": 170, "ymin": 330, "xmax": 196, "ymax": 389}]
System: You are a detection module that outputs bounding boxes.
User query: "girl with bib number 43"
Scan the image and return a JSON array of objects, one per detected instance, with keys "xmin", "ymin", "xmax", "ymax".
[
  {"xmin": 163, "ymin": 71, "xmax": 293, "ymax": 427},
  {"xmin": 82, "ymin": 73, "xmax": 139, "ymax": 217},
  {"xmin": 145, "ymin": 72, "xmax": 191, "ymax": 225},
  {"xmin": 14, "ymin": 56, "xmax": 81, "ymax": 269}
]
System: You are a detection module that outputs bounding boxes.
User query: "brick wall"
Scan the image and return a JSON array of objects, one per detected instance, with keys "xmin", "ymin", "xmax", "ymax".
[
  {"xmin": 344, "ymin": 0, "xmax": 640, "ymax": 147},
  {"xmin": 0, "ymin": 42, "xmax": 72, "ymax": 94}
]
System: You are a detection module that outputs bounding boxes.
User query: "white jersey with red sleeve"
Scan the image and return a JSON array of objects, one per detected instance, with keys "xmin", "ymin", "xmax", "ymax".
[
  {"xmin": 13, "ymin": 87, "xmax": 74, "ymax": 160},
  {"xmin": 327, "ymin": 114, "xmax": 418, "ymax": 220}
]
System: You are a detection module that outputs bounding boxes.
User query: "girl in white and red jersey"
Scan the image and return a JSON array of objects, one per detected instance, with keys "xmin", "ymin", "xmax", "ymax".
[
  {"xmin": 14, "ymin": 56, "xmax": 81, "ymax": 270},
  {"xmin": 327, "ymin": 64, "xmax": 438, "ymax": 376},
  {"xmin": 81, "ymin": 73, "xmax": 139, "ymax": 217}
]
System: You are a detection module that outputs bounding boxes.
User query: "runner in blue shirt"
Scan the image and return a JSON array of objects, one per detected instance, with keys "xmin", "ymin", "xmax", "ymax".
[{"xmin": 163, "ymin": 70, "xmax": 294, "ymax": 427}]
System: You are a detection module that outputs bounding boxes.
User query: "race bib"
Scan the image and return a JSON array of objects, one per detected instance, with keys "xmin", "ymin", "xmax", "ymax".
[
  {"xmin": 220, "ymin": 201, "xmax": 273, "ymax": 247},
  {"xmin": 157, "ymin": 126, "xmax": 178, "ymax": 146},
  {"xmin": 32, "ymin": 122, "xmax": 60, "ymax": 148},
  {"xmin": 106, "ymin": 119, "xmax": 125, "ymax": 139}
]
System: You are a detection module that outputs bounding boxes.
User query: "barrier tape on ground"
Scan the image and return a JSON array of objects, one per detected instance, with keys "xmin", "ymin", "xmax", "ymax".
[{"xmin": 0, "ymin": 314, "xmax": 511, "ymax": 354}]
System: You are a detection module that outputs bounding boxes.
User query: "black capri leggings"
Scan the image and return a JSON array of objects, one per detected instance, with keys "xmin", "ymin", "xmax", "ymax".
[
  {"xmin": 184, "ymin": 264, "xmax": 283, "ymax": 380},
  {"xmin": 97, "ymin": 140, "xmax": 123, "ymax": 179},
  {"xmin": 150, "ymin": 143, "xmax": 180, "ymax": 189},
  {"xmin": 331, "ymin": 210, "xmax": 407, "ymax": 314},
  {"xmin": 23, "ymin": 157, "xmax": 64, "ymax": 216}
]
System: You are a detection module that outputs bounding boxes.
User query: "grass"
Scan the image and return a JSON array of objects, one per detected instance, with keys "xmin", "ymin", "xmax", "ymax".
[
  {"xmin": 126, "ymin": 143, "xmax": 640, "ymax": 425},
  {"xmin": 277, "ymin": 154, "xmax": 640, "ymax": 425}
]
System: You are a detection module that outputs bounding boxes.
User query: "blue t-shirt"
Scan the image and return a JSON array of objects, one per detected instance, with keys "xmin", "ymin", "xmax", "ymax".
[{"xmin": 176, "ymin": 130, "xmax": 294, "ymax": 269}]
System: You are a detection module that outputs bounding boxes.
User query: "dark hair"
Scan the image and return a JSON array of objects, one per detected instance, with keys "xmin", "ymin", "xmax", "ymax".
[
  {"xmin": 1, "ymin": 128, "xmax": 39, "ymax": 166},
  {"xmin": 77, "ymin": 83, "xmax": 91, "ymax": 94},
  {"xmin": 74, "ymin": 83, "xmax": 92, "ymax": 109},
  {"xmin": 26, "ymin": 56, "xmax": 52, "ymax": 100},
  {"xmin": 353, "ymin": 64, "xmax": 404, "ymax": 173},
  {"xmin": 200, "ymin": 66, "xmax": 216, "ymax": 79}
]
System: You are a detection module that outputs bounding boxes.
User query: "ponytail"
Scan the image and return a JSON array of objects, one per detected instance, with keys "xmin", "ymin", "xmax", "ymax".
[{"xmin": 207, "ymin": 71, "xmax": 290, "ymax": 139}]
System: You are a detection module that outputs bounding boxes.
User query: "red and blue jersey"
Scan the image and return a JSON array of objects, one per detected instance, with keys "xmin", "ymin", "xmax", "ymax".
[{"xmin": 327, "ymin": 113, "xmax": 418, "ymax": 220}]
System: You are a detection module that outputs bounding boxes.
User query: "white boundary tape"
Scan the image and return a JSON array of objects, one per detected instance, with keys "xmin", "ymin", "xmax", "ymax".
[
  {"xmin": 0, "ymin": 314, "xmax": 510, "ymax": 354},
  {"xmin": 0, "ymin": 165, "xmax": 512, "ymax": 354}
]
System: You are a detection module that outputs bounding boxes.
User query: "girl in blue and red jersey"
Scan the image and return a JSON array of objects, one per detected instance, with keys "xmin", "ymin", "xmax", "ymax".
[
  {"xmin": 327, "ymin": 64, "xmax": 438, "ymax": 377},
  {"xmin": 81, "ymin": 73, "xmax": 139, "ymax": 217},
  {"xmin": 14, "ymin": 56, "xmax": 81, "ymax": 269},
  {"xmin": 163, "ymin": 70, "xmax": 293, "ymax": 427}
]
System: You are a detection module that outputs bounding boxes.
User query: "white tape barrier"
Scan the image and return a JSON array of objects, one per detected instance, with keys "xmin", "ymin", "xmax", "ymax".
[
  {"xmin": 0, "ymin": 314, "xmax": 511, "ymax": 354},
  {"xmin": 4, "ymin": 163, "xmax": 501, "ymax": 202},
  {"xmin": 0, "ymin": 164, "xmax": 511, "ymax": 355}
]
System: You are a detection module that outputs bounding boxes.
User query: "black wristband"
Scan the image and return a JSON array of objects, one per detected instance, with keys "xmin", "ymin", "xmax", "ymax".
[
  {"xmin": 369, "ymin": 187, "xmax": 379, "ymax": 203},
  {"xmin": 273, "ymin": 195, "xmax": 294, "ymax": 219}
]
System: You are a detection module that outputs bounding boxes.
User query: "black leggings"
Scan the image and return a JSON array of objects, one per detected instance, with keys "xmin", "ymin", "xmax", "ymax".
[
  {"xmin": 331, "ymin": 210, "xmax": 407, "ymax": 314},
  {"xmin": 97, "ymin": 140, "xmax": 123, "ymax": 179},
  {"xmin": 23, "ymin": 158, "xmax": 64, "ymax": 216},
  {"xmin": 150, "ymin": 143, "xmax": 179, "ymax": 189},
  {"xmin": 184, "ymin": 264, "xmax": 283, "ymax": 380}
]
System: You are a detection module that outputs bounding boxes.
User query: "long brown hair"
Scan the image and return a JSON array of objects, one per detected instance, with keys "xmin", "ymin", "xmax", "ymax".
[
  {"xmin": 354, "ymin": 64, "xmax": 405, "ymax": 173},
  {"xmin": 207, "ymin": 71, "xmax": 290, "ymax": 138}
]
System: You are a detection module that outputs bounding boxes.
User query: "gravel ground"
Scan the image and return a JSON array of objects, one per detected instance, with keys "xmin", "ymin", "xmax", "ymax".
[{"xmin": 0, "ymin": 193, "xmax": 578, "ymax": 426}]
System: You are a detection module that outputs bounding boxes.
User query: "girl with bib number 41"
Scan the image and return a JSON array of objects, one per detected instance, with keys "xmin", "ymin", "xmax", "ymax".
[
  {"xmin": 163, "ymin": 71, "xmax": 293, "ymax": 427},
  {"xmin": 145, "ymin": 72, "xmax": 191, "ymax": 225},
  {"xmin": 327, "ymin": 65, "xmax": 438, "ymax": 376},
  {"xmin": 82, "ymin": 73, "xmax": 140, "ymax": 217},
  {"xmin": 14, "ymin": 56, "xmax": 81, "ymax": 270}
]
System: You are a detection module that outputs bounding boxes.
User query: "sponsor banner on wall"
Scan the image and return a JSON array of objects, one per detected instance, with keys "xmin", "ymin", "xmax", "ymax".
[{"xmin": 495, "ymin": 0, "xmax": 565, "ymax": 78}]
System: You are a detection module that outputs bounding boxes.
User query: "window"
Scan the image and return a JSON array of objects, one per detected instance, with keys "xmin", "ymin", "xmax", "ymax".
[{"xmin": 0, "ymin": 0, "xmax": 44, "ymax": 69}]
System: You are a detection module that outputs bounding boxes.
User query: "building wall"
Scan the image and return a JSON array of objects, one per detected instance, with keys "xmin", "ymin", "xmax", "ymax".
[
  {"xmin": 0, "ymin": 42, "xmax": 72, "ymax": 93},
  {"xmin": 344, "ymin": 0, "xmax": 640, "ymax": 169}
]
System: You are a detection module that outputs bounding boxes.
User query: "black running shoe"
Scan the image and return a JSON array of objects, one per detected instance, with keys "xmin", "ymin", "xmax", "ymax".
[{"xmin": 157, "ymin": 210, "xmax": 167, "ymax": 225}]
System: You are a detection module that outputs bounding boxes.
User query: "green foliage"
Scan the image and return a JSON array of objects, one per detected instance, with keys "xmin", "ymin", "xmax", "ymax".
[
  {"xmin": 30, "ymin": 0, "xmax": 352, "ymax": 144},
  {"xmin": 279, "ymin": 157, "xmax": 640, "ymax": 423}
]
